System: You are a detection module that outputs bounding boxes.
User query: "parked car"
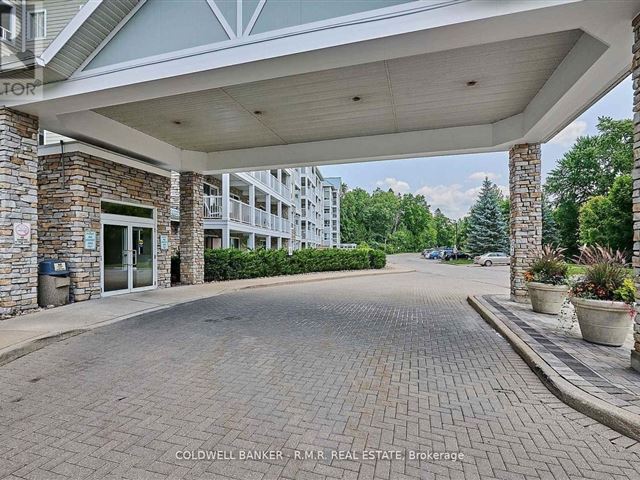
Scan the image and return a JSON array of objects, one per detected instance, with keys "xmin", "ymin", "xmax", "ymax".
[
  {"xmin": 443, "ymin": 251, "xmax": 471, "ymax": 261},
  {"xmin": 474, "ymin": 252, "xmax": 510, "ymax": 266},
  {"xmin": 426, "ymin": 250, "xmax": 441, "ymax": 259},
  {"xmin": 440, "ymin": 248, "xmax": 453, "ymax": 258}
]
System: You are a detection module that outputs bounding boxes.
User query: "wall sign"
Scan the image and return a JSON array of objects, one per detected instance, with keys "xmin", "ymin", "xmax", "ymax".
[
  {"xmin": 13, "ymin": 222, "xmax": 31, "ymax": 246},
  {"xmin": 84, "ymin": 230, "xmax": 97, "ymax": 250},
  {"xmin": 160, "ymin": 235, "xmax": 169, "ymax": 251}
]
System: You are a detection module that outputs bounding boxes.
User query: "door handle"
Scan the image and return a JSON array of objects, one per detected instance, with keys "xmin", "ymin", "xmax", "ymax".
[{"xmin": 131, "ymin": 249, "xmax": 137, "ymax": 267}]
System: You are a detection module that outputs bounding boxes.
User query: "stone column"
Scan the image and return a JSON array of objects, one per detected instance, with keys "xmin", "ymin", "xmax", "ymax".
[
  {"xmin": 248, "ymin": 232, "xmax": 255, "ymax": 250},
  {"xmin": 179, "ymin": 172, "xmax": 204, "ymax": 284},
  {"xmin": 509, "ymin": 143, "xmax": 542, "ymax": 303},
  {"xmin": 0, "ymin": 108, "xmax": 39, "ymax": 315},
  {"xmin": 631, "ymin": 13, "xmax": 640, "ymax": 372}
]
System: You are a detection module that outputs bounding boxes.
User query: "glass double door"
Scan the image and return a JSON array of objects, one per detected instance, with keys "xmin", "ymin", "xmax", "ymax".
[{"xmin": 103, "ymin": 222, "xmax": 154, "ymax": 294}]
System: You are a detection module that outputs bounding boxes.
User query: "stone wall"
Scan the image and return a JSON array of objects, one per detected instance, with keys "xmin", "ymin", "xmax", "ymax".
[
  {"xmin": 508, "ymin": 143, "xmax": 542, "ymax": 303},
  {"xmin": 38, "ymin": 152, "xmax": 171, "ymax": 301},
  {"xmin": 631, "ymin": 13, "xmax": 640, "ymax": 372},
  {"xmin": 170, "ymin": 172, "xmax": 180, "ymax": 255},
  {"xmin": 0, "ymin": 108, "xmax": 39, "ymax": 315},
  {"xmin": 179, "ymin": 172, "xmax": 204, "ymax": 284}
]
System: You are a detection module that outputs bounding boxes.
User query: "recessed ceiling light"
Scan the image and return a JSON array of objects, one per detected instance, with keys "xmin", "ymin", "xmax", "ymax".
[
  {"xmin": 253, "ymin": 110, "xmax": 263, "ymax": 115},
  {"xmin": 466, "ymin": 81, "xmax": 477, "ymax": 87},
  {"xmin": 352, "ymin": 96, "xmax": 361, "ymax": 102}
]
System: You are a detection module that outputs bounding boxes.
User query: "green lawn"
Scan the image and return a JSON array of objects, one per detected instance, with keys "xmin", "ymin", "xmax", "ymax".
[
  {"xmin": 441, "ymin": 258, "xmax": 474, "ymax": 265},
  {"xmin": 567, "ymin": 264, "xmax": 586, "ymax": 276},
  {"xmin": 566, "ymin": 264, "xmax": 632, "ymax": 276}
]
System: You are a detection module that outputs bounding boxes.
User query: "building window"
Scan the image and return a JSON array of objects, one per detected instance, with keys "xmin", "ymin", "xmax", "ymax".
[
  {"xmin": 0, "ymin": 2, "xmax": 15, "ymax": 42},
  {"xmin": 203, "ymin": 182, "xmax": 218, "ymax": 196},
  {"xmin": 27, "ymin": 10, "xmax": 46, "ymax": 40},
  {"xmin": 101, "ymin": 201, "xmax": 154, "ymax": 219}
]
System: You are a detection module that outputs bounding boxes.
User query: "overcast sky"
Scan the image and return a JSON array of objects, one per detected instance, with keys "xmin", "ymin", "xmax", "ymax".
[{"xmin": 322, "ymin": 76, "xmax": 633, "ymax": 219}]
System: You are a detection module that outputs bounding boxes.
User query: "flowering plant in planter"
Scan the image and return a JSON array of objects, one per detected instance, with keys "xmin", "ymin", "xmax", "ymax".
[
  {"xmin": 524, "ymin": 246, "xmax": 569, "ymax": 285},
  {"xmin": 569, "ymin": 245, "xmax": 636, "ymax": 347},
  {"xmin": 524, "ymin": 246, "xmax": 570, "ymax": 315},
  {"xmin": 570, "ymin": 246, "xmax": 635, "ymax": 304}
]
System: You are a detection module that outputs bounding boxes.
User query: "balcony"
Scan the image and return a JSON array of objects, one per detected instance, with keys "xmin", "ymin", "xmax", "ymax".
[
  {"xmin": 248, "ymin": 171, "xmax": 291, "ymax": 199},
  {"xmin": 203, "ymin": 195, "xmax": 222, "ymax": 218},
  {"xmin": 204, "ymin": 196, "xmax": 291, "ymax": 235},
  {"xmin": 230, "ymin": 198, "xmax": 252, "ymax": 224},
  {"xmin": 255, "ymin": 208, "xmax": 270, "ymax": 229},
  {"xmin": 0, "ymin": 26, "xmax": 13, "ymax": 42}
]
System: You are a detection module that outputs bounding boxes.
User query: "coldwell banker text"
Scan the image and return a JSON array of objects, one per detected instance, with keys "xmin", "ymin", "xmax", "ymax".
[{"xmin": 175, "ymin": 449, "xmax": 464, "ymax": 462}]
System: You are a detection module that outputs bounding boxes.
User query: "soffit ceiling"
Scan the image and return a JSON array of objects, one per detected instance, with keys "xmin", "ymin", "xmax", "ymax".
[{"xmin": 93, "ymin": 29, "xmax": 582, "ymax": 152}]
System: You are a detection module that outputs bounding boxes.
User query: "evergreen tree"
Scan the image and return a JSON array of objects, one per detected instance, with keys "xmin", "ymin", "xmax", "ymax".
[
  {"xmin": 542, "ymin": 194, "xmax": 560, "ymax": 246},
  {"xmin": 466, "ymin": 178, "xmax": 509, "ymax": 255}
]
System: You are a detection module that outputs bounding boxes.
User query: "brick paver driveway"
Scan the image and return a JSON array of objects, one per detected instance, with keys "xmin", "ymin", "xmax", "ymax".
[{"xmin": 1, "ymin": 254, "xmax": 640, "ymax": 480}]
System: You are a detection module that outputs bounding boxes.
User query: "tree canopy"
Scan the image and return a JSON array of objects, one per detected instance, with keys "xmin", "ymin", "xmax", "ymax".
[
  {"xmin": 340, "ymin": 187, "xmax": 441, "ymax": 252},
  {"xmin": 545, "ymin": 117, "xmax": 632, "ymax": 255}
]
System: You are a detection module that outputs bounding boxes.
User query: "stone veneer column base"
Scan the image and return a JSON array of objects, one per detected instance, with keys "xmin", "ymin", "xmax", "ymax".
[
  {"xmin": 508, "ymin": 143, "xmax": 542, "ymax": 303},
  {"xmin": 0, "ymin": 108, "xmax": 39, "ymax": 315},
  {"xmin": 633, "ymin": 13, "xmax": 640, "ymax": 372},
  {"xmin": 179, "ymin": 172, "xmax": 204, "ymax": 284}
]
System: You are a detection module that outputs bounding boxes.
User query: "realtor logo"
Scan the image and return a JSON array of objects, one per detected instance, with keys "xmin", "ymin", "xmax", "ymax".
[{"xmin": 0, "ymin": 41, "xmax": 43, "ymax": 102}]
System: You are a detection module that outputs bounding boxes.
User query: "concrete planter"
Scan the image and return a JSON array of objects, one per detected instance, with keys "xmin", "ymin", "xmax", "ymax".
[
  {"xmin": 571, "ymin": 297, "xmax": 635, "ymax": 347},
  {"xmin": 527, "ymin": 282, "xmax": 568, "ymax": 315}
]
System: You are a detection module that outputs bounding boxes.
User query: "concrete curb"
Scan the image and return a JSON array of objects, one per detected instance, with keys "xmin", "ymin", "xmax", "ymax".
[
  {"xmin": 0, "ymin": 267, "xmax": 414, "ymax": 367},
  {"xmin": 0, "ymin": 329, "xmax": 86, "ymax": 368},
  {"xmin": 468, "ymin": 295, "xmax": 640, "ymax": 442}
]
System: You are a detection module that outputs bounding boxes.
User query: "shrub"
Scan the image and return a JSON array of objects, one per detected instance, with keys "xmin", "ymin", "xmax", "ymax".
[
  {"xmin": 368, "ymin": 248, "xmax": 387, "ymax": 269},
  {"xmin": 570, "ymin": 245, "xmax": 636, "ymax": 303},
  {"xmin": 203, "ymin": 247, "xmax": 386, "ymax": 282},
  {"xmin": 524, "ymin": 246, "xmax": 568, "ymax": 285}
]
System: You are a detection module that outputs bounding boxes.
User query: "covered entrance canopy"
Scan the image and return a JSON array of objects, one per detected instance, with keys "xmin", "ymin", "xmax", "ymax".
[
  {"xmin": 6, "ymin": 0, "xmax": 639, "ymax": 174},
  {"xmin": 3, "ymin": 0, "xmax": 640, "ymax": 316}
]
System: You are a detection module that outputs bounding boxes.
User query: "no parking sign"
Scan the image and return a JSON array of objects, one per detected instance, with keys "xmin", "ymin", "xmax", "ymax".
[{"xmin": 13, "ymin": 222, "xmax": 31, "ymax": 246}]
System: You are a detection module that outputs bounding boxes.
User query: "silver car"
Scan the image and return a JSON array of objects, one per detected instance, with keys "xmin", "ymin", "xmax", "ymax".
[{"xmin": 474, "ymin": 252, "xmax": 510, "ymax": 266}]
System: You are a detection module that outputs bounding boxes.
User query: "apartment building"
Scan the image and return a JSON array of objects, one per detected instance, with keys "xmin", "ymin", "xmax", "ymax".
[
  {"xmin": 322, "ymin": 178, "xmax": 341, "ymax": 248},
  {"xmin": 170, "ymin": 167, "xmax": 340, "ymax": 252},
  {"xmin": 0, "ymin": 1, "xmax": 86, "ymax": 72}
]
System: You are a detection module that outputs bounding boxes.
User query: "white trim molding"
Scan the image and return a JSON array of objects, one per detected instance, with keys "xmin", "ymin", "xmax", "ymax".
[{"xmin": 38, "ymin": 141, "xmax": 172, "ymax": 178}]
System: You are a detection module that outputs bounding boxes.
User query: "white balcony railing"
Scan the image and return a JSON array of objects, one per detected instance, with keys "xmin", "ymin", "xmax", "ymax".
[
  {"xmin": 0, "ymin": 26, "xmax": 13, "ymax": 42},
  {"xmin": 230, "ymin": 198, "xmax": 251, "ymax": 224},
  {"xmin": 255, "ymin": 208, "xmax": 270, "ymax": 229},
  {"xmin": 203, "ymin": 195, "xmax": 222, "ymax": 218},
  {"xmin": 204, "ymin": 195, "xmax": 292, "ymax": 235},
  {"xmin": 248, "ymin": 171, "xmax": 291, "ymax": 199},
  {"xmin": 270, "ymin": 213, "xmax": 279, "ymax": 231}
]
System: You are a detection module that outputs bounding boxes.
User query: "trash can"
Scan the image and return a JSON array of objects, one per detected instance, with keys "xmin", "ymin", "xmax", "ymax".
[{"xmin": 38, "ymin": 259, "xmax": 70, "ymax": 308}]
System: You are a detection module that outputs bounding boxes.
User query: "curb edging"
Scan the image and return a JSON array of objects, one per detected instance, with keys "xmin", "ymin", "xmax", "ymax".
[
  {"xmin": 467, "ymin": 294, "xmax": 640, "ymax": 442},
  {"xmin": 0, "ymin": 329, "xmax": 86, "ymax": 368}
]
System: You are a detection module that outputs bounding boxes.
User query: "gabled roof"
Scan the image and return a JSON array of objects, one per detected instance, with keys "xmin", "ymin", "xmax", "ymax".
[{"xmin": 40, "ymin": 0, "xmax": 139, "ymax": 82}]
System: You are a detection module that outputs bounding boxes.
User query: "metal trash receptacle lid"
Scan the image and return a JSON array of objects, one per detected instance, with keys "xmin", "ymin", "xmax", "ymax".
[{"xmin": 38, "ymin": 259, "xmax": 69, "ymax": 276}]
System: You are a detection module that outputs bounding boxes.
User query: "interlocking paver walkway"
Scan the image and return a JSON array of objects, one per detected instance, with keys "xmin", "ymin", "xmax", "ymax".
[
  {"xmin": 1, "ymin": 255, "xmax": 640, "ymax": 479},
  {"xmin": 476, "ymin": 294, "xmax": 640, "ymax": 419}
]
